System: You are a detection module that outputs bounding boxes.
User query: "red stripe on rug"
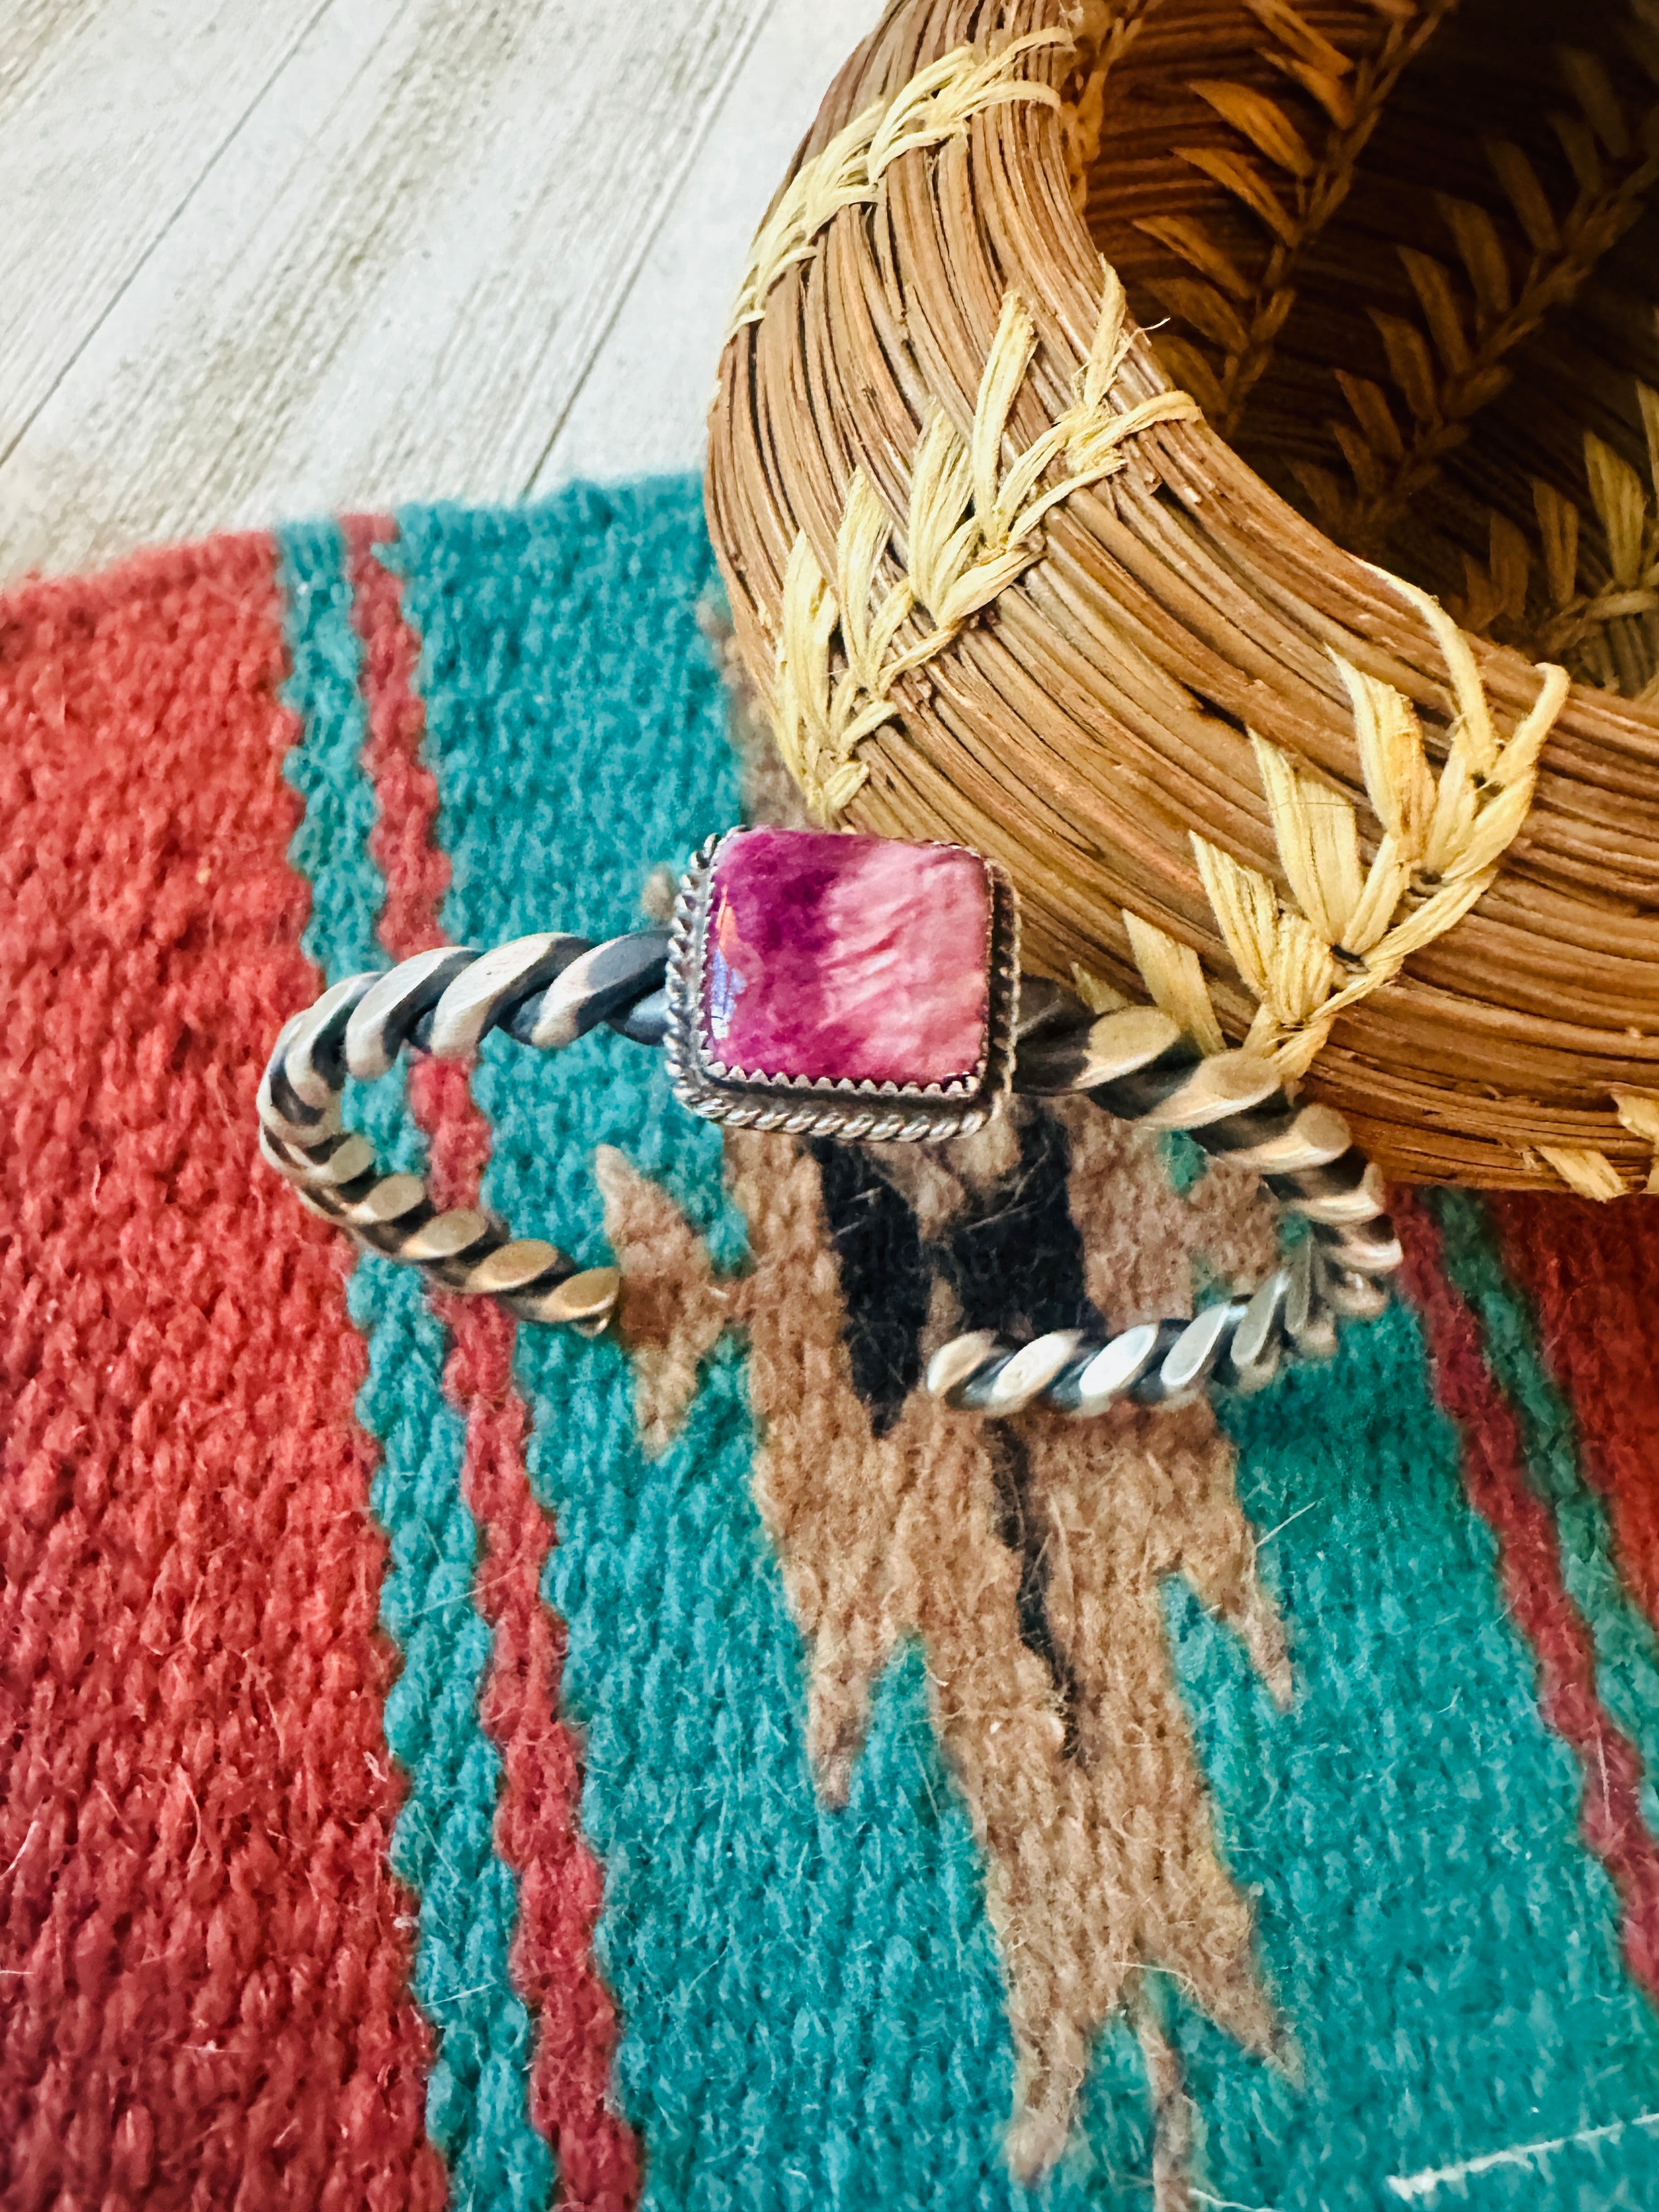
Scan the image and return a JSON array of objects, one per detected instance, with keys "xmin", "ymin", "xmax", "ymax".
[
  {"xmin": 1396, "ymin": 1191, "xmax": 1659, "ymax": 1997},
  {"xmin": 0, "ymin": 539, "xmax": 443, "ymax": 2210},
  {"xmin": 343, "ymin": 513, "xmax": 640, "ymax": 2212},
  {"xmin": 1488, "ymin": 1190, "xmax": 1659, "ymax": 1637}
]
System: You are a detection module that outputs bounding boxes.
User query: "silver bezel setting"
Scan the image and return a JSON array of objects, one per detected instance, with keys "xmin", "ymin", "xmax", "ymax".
[{"xmin": 664, "ymin": 829, "xmax": 1020, "ymax": 1143}]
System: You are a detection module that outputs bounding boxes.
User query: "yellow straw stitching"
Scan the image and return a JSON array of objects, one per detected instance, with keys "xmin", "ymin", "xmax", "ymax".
[
  {"xmin": 1181, "ymin": 572, "xmax": 1570, "ymax": 1093},
  {"xmin": 725, "ymin": 31, "xmax": 1067, "ymax": 337},
  {"xmin": 772, "ymin": 268, "xmax": 1198, "ymax": 821}
]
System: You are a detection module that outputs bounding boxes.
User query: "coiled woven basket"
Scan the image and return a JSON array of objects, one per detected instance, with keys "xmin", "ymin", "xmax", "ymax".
[{"xmin": 706, "ymin": 0, "xmax": 1659, "ymax": 1194}]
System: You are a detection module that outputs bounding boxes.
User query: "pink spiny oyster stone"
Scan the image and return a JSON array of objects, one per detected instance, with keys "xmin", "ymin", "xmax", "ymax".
[{"xmin": 698, "ymin": 827, "xmax": 992, "ymax": 1090}]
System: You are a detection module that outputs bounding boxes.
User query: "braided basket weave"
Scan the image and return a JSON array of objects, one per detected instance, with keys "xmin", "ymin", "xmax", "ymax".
[{"xmin": 706, "ymin": 0, "xmax": 1659, "ymax": 1194}]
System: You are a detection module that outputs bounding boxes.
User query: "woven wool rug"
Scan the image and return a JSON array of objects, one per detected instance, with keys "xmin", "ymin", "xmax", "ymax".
[{"xmin": 6, "ymin": 478, "xmax": 1659, "ymax": 2212}]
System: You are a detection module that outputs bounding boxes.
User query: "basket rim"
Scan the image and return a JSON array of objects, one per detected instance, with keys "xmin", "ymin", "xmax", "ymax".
[{"xmin": 706, "ymin": 0, "xmax": 1659, "ymax": 1196}]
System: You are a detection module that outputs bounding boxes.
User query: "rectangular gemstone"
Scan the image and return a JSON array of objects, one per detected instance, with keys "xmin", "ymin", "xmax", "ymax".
[{"xmin": 698, "ymin": 827, "xmax": 991, "ymax": 1090}]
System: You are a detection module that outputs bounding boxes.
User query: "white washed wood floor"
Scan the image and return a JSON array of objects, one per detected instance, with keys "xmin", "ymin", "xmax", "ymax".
[{"xmin": 2, "ymin": 0, "xmax": 876, "ymax": 583}]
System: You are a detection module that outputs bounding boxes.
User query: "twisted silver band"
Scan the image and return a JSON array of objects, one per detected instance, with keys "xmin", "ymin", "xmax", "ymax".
[
  {"xmin": 927, "ymin": 984, "xmax": 1400, "ymax": 1416},
  {"xmin": 925, "ymin": 1234, "xmax": 1387, "ymax": 1418},
  {"xmin": 257, "ymin": 929, "xmax": 670, "ymax": 1332},
  {"xmin": 258, "ymin": 919, "xmax": 1400, "ymax": 1398}
]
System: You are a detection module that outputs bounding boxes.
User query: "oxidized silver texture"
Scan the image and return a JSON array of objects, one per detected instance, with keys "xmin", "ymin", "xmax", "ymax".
[
  {"xmin": 259, "ymin": 837, "xmax": 1401, "ymax": 1403},
  {"xmin": 256, "ymin": 927, "xmax": 671, "ymax": 1334},
  {"xmin": 662, "ymin": 831, "xmax": 1021, "ymax": 1142},
  {"xmin": 926, "ymin": 988, "xmax": 1401, "ymax": 1417}
]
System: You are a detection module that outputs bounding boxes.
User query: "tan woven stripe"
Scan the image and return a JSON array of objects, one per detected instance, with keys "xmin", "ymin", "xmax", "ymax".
[{"xmin": 598, "ymin": 1117, "xmax": 1290, "ymax": 2183}]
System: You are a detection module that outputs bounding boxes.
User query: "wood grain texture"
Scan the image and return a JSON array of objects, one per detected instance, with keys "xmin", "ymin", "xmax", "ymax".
[
  {"xmin": 1, "ymin": 0, "xmax": 323, "ymax": 464},
  {"xmin": 540, "ymin": 0, "xmax": 880, "ymax": 492},
  {"xmin": 2, "ymin": 0, "xmax": 853, "ymax": 581}
]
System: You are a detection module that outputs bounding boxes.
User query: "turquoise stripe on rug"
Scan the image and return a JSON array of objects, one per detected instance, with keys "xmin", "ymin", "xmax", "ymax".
[
  {"xmin": 386, "ymin": 478, "xmax": 1659, "ymax": 2210},
  {"xmin": 387, "ymin": 481, "xmax": 1164, "ymax": 2206},
  {"xmin": 1186, "ymin": 1304, "xmax": 1659, "ymax": 2212},
  {"xmin": 275, "ymin": 519, "xmax": 552, "ymax": 2212},
  {"xmin": 279, "ymin": 520, "xmax": 383, "ymax": 982}
]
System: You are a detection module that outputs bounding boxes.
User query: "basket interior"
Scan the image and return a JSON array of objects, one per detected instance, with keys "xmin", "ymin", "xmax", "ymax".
[{"xmin": 1076, "ymin": 0, "xmax": 1659, "ymax": 699}]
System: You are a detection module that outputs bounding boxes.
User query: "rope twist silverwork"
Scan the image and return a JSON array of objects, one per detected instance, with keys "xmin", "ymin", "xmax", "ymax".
[
  {"xmin": 924, "ymin": 981, "xmax": 1402, "ymax": 1417},
  {"xmin": 258, "ymin": 911, "xmax": 1401, "ymax": 1405},
  {"xmin": 257, "ymin": 928, "xmax": 670, "ymax": 1334}
]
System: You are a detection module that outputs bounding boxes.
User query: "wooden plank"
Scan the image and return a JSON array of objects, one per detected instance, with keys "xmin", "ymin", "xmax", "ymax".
[
  {"xmin": 538, "ymin": 0, "xmax": 879, "ymax": 491},
  {"xmin": 2, "ymin": 0, "xmax": 318, "ymax": 468},
  {"xmin": 1, "ymin": 0, "xmax": 768, "ymax": 580}
]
